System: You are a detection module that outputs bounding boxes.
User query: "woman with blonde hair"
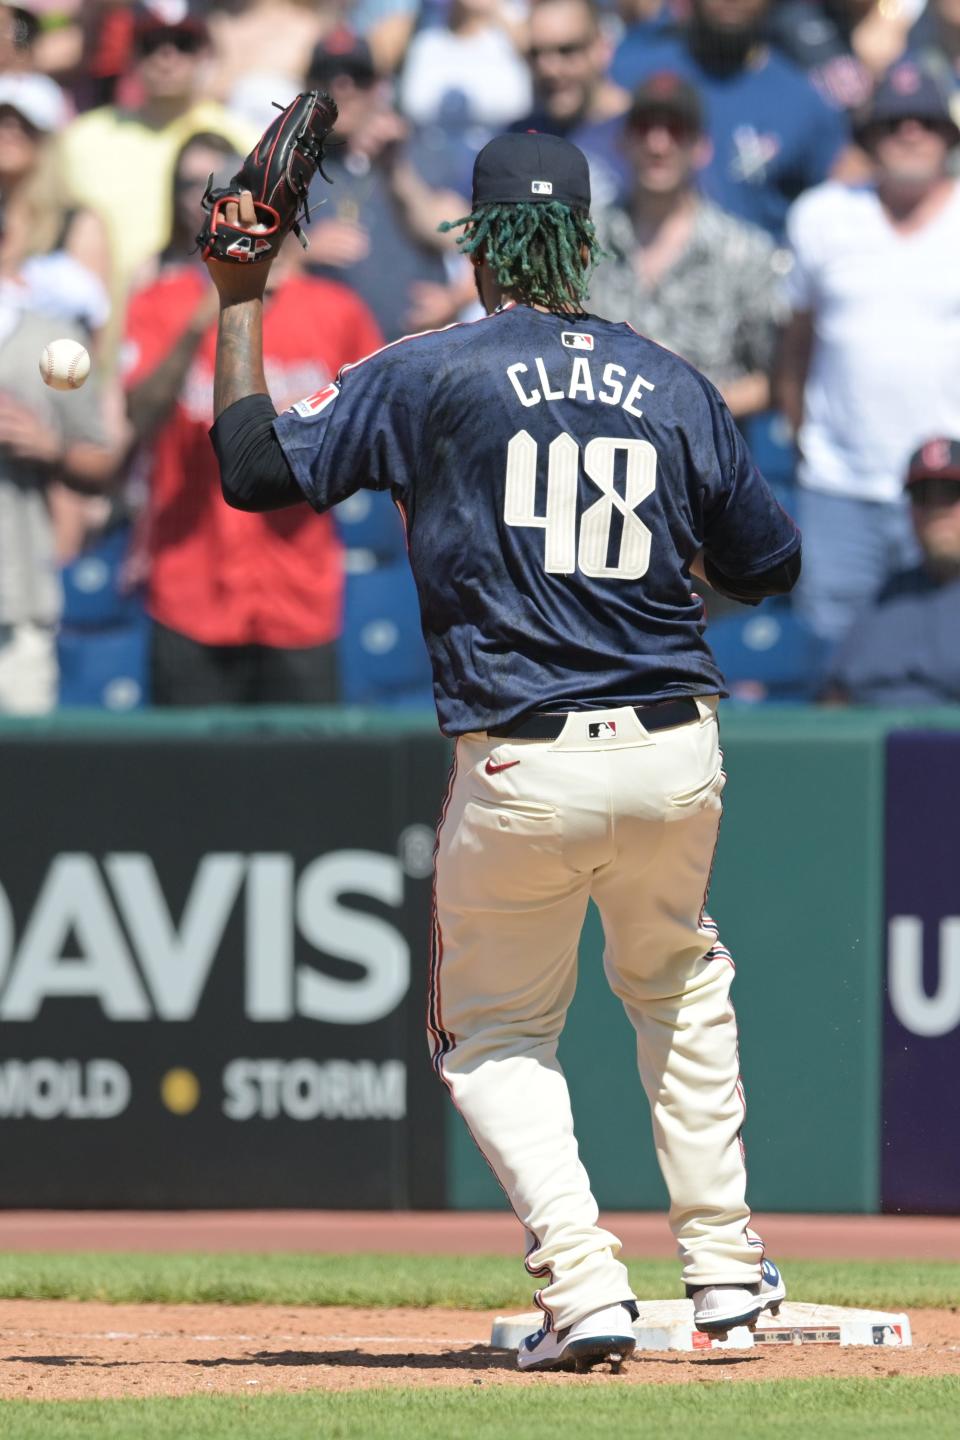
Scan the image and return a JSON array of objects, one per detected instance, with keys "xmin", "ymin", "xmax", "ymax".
[{"xmin": 0, "ymin": 70, "xmax": 111, "ymax": 341}]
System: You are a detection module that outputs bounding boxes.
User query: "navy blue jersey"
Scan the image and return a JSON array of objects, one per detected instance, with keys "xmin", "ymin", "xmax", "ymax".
[{"xmin": 274, "ymin": 305, "xmax": 799, "ymax": 735}]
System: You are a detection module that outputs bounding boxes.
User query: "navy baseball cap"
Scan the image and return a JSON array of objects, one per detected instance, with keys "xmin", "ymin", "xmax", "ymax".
[
  {"xmin": 308, "ymin": 28, "xmax": 376, "ymax": 88},
  {"xmin": 628, "ymin": 71, "xmax": 704, "ymax": 134},
  {"xmin": 854, "ymin": 60, "xmax": 960, "ymax": 146},
  {"xmin": 472, "ymin": 132, "xmax": 591, "ymax": 210},
  {"xmin": 906, "ymin": 438, "xmax": 960, "ymax": 485}
]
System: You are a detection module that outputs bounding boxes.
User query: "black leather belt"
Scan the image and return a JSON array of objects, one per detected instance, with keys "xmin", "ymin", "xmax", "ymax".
[{"xmin": 487, "ymin": 698, "xmax": 700, "ymax": 741}]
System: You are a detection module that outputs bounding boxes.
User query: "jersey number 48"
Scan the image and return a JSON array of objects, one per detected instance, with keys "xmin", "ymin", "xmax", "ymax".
[{"xmin": 504, "ymin": 430, "xmax": 656, "ymax": 581}]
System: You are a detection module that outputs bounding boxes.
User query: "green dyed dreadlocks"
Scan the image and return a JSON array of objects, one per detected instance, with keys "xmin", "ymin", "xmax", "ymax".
[{"xmin": 439, "ymin": 201, "xmax": 603, "ymax": 312}]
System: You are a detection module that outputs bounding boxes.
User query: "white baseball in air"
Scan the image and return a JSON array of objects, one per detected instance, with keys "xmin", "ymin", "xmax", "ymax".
[{"xmin": 39, "ymin": 338, "xmax": 91, "ymax": 391}]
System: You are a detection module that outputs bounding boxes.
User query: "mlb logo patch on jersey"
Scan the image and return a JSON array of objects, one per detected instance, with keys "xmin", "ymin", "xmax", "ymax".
[
  {"xmin": 290, "ymin": 382, "xmax": 340, "ymax": 419},
  {"xmin": 531, "ymin": 180, "xmax": 553, "ymax": 195},
  {"xmin": 562, "ymin": 331, "xmax": 594, "ymax": 351},
  {"xmin": 588, "ymin": 720, "xmax": 617, "ymax": 739}
]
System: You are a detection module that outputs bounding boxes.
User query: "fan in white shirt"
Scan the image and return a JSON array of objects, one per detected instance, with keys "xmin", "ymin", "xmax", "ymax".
[
  {"xmin": 398, "ymin": 0, "xmax": 532, "ymax": 130},
  {"xmin": 777, "ymin": 58, "xmax": 960, "ymax": 645}
]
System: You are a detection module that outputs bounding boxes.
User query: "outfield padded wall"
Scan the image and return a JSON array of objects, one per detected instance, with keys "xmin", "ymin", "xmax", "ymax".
[
  {"xmin": 0, "ymin": 711, "xmax": 447, "ymax": 1207},
  {"xmin": 2, "ymin": 706, "xmax": 959, "ymax": 1212}
]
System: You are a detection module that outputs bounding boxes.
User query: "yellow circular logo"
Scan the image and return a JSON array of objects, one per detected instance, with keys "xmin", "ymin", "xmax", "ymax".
[{"xmin": 160, "ymin": 1068, "xmax": 200, "ymax": 1115}]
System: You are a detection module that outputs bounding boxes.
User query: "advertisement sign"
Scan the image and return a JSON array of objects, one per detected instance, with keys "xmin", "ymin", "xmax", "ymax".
[
  {"xmin": 0, "ymin": 731, "xmax": 449, "ymax": 1206},
  {"xmin": 883, "ymin": 732, "xmax": 960, "ymax": 1213}
]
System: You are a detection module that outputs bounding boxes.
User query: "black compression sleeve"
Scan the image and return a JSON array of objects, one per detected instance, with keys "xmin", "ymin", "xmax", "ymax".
[
  {"xmin": 210, "ymin": 393, "xmax": 304, "ymax": 512},
  {"xmin": 703, "ymin": 547, "xmax": 802, "ymax": 606}
]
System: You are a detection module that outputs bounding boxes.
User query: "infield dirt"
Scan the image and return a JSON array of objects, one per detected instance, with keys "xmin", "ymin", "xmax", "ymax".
[{"xmin": 0, "ymin": 1300, "xmax": 957, "ymax": 1402}]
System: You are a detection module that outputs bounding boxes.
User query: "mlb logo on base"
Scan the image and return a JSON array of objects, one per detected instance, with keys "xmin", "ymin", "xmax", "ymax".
[{"xmin": 588, "ymin": 720, "xmax": 617, "ymax": 739}]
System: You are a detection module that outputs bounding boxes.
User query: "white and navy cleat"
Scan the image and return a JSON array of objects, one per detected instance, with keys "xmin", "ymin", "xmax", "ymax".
[
  {"xmin": 688, "ymin": 1259, "xmax": 788, "ymax": 1339},
  {"xmin": 758, "ymin": 1258, "xmax": 787, "ymax": 1317},
  {"xmin": 517, "ymin": 1301, "xmax": 638, "ymax": 1373}
]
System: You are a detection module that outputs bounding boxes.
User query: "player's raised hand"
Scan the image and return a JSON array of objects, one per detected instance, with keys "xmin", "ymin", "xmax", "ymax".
[
  {"xmin": 204, "ymin": 191, "xmax": 273, "ymax": 305},
  {"xmin": 227, "ymin": 191, "xmax": 259, "ymax": 228},
  {"xmin": 199, "ymin": 90, "xmax": 338, "ymax": 304}
]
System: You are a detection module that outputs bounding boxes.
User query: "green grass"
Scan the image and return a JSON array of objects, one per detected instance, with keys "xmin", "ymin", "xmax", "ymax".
[
  {"xmin": 1, "ymin": 1380, "xmax": 958, "ymax": 1440},
  {"xmin": 0, "ymin": 1253, "xmax": 955, "ymax": 1311}
]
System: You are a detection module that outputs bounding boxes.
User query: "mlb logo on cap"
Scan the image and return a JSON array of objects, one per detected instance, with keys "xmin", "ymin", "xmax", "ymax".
[{"xmin": 471, "ymin": 132, "xmax": 591, "ymax": 209}]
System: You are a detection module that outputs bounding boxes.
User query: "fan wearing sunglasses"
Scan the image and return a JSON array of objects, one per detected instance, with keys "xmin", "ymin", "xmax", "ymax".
[
  {"xmin": 588, "ymin": 71, "xmax": 784, "ymax": 423},
  {"xmin": 508, "ymin": 0, "xmax": 630, "ymax": 210},
  {"xmin": 776, "ymin": 59, "xmax": 960, "ymax": 649},
  {"xmin": 59, "ymin": 1, "xmax": 257, "ymax": 330},
  {"xmin": 822, "ymin": 439, "xmax": 960, "ymax": 705},
  {"xmin": 516, "ymin": 0, "xmax": 628, "ymax": 134}
]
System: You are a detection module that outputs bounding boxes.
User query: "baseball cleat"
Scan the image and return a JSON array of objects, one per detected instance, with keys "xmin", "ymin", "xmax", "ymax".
[
  {"xmin": 758, "ymin": 1258, "xmax": 787, "ymax": 1316},
  {"xmin": 687, "ymin": 1258, "xmax": 788, "ymax": 1337},
  {"xmin": 517, "ymin": 1301, "xmax": 638, "ymax": 1373}
]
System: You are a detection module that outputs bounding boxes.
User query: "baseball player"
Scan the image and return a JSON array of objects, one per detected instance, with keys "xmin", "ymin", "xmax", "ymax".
[{"xmin": 205, "ymin": 126, "xmax": 798, "ymax": 1373}]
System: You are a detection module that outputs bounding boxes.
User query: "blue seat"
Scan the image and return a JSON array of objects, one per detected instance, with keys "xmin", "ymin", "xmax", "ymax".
[
  {"xmin": 339, "ymin": 560, "xmax": 433, "ymax": 708},
  {"xmin": 741, "ymin": 410, "xmax": 799, "ymax": 513},
  {"xmin": 60, "ymin": 523, "xmax": 144, "ymax": 629},
  {"xmin": 332, "ymin": 491, "xmax": 408, "ymax": 565},
  {"xmin": 57, "ymin": 616, "xmax": 150, "ymax": 711},
  {"xmin": 706, "ymin": 601, "xmax": 825, "ymax": 703}
]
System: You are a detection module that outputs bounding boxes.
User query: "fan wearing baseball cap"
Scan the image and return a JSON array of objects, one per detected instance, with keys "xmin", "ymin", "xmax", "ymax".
[
  {"xmin": 299, "ymin": 27, "xmax": 465, "ymax": 343},
  {"xmin": 776, "ymin": 57, "xmax": 960, "ymax": 647},
  {"xmin": 823, "ymin": 439, "xmax": 960, "ymax": 705},
  {"xmin": 0, "ymin": 71, "xmax": 67, "ymax": 133},
  {"xmin": 609, "ymin": 0, "xmax": 849, "ymax": 242},
  {"xmin": 58, "ymin": 0, "xmax": 255, "ymax": 330},
  {"xmin": 0, "ymin": 71, "xmax": 113, "ymax": 337},
  {"xmin": 588, "ymin": 71, "xmax": 785, "ymax": 422},
  {"xmin": 133, "ymin": 0, "xmax": 208, "ymax": 40},
  {"xmin": 852, "ymin": 59, "xmax": 960, "ymax": 152}
]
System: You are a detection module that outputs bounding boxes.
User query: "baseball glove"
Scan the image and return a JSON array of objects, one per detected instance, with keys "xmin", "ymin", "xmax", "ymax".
[{"xmin": 197, "ymin": 90, "xmax": 338, "ymax": 264}]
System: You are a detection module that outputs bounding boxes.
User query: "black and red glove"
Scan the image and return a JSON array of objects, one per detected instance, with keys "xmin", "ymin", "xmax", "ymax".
[{"xmin": 197, "ymin": 90, "xmax": 338, "ymax": 264}]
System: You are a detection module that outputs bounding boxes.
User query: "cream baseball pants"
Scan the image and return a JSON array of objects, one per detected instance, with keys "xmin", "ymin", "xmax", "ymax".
[{"xmin": 430, "ymin": 699, "xmax": 764, "ymax": 1330}]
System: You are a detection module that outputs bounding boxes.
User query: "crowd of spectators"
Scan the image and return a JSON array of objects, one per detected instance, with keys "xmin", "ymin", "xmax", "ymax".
[{"xmin": 1, "ymin": 0, "xmax": 959, "ymax": 714}]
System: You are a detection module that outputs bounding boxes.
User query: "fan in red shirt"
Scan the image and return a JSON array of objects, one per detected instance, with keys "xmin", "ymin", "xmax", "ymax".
[{"xmin": 123, "ymin": 131, "xmax": 383, "ymax": 705}]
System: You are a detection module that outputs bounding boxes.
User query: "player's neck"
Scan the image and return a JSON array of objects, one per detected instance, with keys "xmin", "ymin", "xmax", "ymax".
[
  {"xmin": 478, "ymin": 269, "xmax": 581, "ymax": 317},
  {"xmin": 495, "ymin": 291, "xmax": 584, "ymax": 316}
]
